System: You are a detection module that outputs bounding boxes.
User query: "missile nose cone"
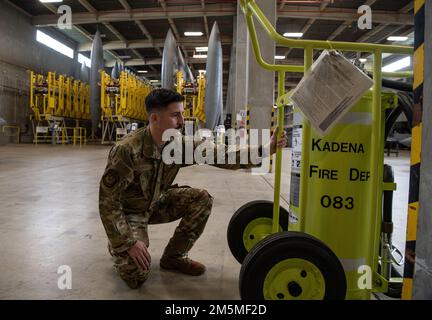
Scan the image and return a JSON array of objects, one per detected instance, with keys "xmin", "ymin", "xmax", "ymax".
[
  {"xmin": 161, "ymin": 29, "xmax": 178, "ymax": 90},
  {"xmin": 111, "ymin": 61, "xmax": 119, "ymax": 79},
  {"xmin": 209, "ymin": 21, "xmax": 221, "ymax": 42},
  {"xmin": 90, "ymin": 29, "xmax": 104, "ymax": 131},
  {"xmin": 205, "ymin": 21, "xmax": 224, "ymax": 130},
  {"xmin": 80, "ymin": 63, "xmax": 89, "ymax": 82}
]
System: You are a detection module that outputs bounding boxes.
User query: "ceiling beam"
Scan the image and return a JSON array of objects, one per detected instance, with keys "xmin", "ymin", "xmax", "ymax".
[
  {"xmin": 201, "ymin": 0, "xmax": 210, "ymax": 40},
  {"xmin": 284, "ymin": 2, "xmax": 330, "ymax": 58},
  {"xmin": 33, "ymin": 4, "xmax": 411, "ymax": 27},
  {"xmin": 152, "ymin": 0, "xmax": 194, "ymax": 72},
  {"xmin": 278, "ymin": 5, "xmax": 413, "ymax": 25},
  {"xmin": 118, "ymin": 0, "xmax": 131, "ymax": 11},
  {"xmin": 32, "ymin": 4, "xmax": 412, "ymax": 27},
  {"xmin": 353, "ymin": 1, "xmax": 414, "ymax": 43},
  {"xmin": 135, "ymin": 20, "xmax": 163, "ymax": 56},
  {"xmin": 158, "ymin": 0, "xmax": 188, "ymax": 62},
  {"xmin": 33, "ymin": 3, "xmax": 236, "ymax": 26},
  {"xmin": 77, "ymin": 0, "xmax": 97, "ymax": 14},
  {"xmin": 116, "ymin": 0, "xmax": 163, "ymax": 57},
  {"xmin": 37, "ymin": 2, "xmax": 121, "ymax": 62},
  {"xmin": 142, "ymin": 70, "xmax": 229, "ymax": 77},
  {"xmin": 78, "ymin": 36, "xmax": 233, "ymax": 51},
  {"xmin": 344, "ymin": 2, "xmax": 414, "ymax": 60},
  {"xmin": 325, "ymin": 0, "xmax": 377, "ymax": 41},
  {"xmin": 107, "ymin": 56, "xmax": 231, "ymax": 67},
  {"xmin": 103, "ymin": 22, "xmax": 127, "ymax": 44}
]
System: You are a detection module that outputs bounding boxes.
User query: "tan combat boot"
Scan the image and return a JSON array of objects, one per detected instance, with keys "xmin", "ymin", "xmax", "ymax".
[{"xmin": 160, "ymin": 254, "xmax": 206, "ymax": 276}]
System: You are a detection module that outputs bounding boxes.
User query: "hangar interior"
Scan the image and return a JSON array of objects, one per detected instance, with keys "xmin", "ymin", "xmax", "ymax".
[{"xmin": 0, "ymin": 0, "xmax": 431, "ymax": 300}]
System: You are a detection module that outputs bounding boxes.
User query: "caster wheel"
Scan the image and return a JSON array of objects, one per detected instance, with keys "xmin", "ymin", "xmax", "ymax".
[
  {"xmin": 240, "ymin": 231, "xmax": 347, "ymax": 300},
  {"xmin": 227, "ymin": 200, "xmax": 289, "ymax": 263}
]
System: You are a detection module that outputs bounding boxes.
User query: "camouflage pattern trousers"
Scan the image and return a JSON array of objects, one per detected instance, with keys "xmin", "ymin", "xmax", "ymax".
[{"xmin": 110, "ymin": 187, "xmax": 213, "ymax": 284}]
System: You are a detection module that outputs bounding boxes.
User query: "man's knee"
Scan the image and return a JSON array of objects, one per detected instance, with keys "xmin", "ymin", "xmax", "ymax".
[
  {"xmin": 118, "ymin": 269, "xmax": 149, "ymax": 289},
  {"xmin": 114, "ymin": 253, "xmax": 150, "ymax": 289},
  {"xmin": 196, "ymin": 189, "xmax": 213, "ymax": 208}
]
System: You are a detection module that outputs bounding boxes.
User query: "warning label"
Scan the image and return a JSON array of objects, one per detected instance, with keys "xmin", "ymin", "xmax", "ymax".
[{"xmin": 290, "ymin": 173, "xmax": 301, "ymax": 207}]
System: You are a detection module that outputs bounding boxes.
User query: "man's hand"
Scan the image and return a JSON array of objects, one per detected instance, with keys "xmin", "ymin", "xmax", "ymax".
[
  {"xmin": 127, "ymin": 240, "xmax": 151, "ymax": 271},
  {"xmin": 270, "ymin": 127, "xmax": 288, "ymax": 155}
]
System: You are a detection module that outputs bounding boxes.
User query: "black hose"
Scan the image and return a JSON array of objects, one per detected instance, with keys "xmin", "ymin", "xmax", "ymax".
[
  {"xmin": 366, "ymin": 72, "xmax": 414, "ymax": 93},
  {"xmin": 383, "ymin": 164, "xmax": 394, "ymax": 226},
  {"xmin": 385, "ymin": 92, "xmax": 414, "ymax": 141},
  {"xmin": 382, "ymin": 78, "xmax": 413, "ymax": 92}
]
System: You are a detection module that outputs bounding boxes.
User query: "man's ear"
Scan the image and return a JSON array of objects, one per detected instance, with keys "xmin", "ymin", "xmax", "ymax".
[{"xmin": 150, "ymin": 112, "xmax": 158, "ymax": 123}]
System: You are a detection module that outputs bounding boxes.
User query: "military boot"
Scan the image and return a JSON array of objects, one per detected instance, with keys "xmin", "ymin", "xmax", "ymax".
[
  {"xmin": 160, "ymin": 236, "xmax": 206, "ymax": 276},
  {"xmin": 160, "ymin": 254, "xmax": 206, "ymax": 276}
]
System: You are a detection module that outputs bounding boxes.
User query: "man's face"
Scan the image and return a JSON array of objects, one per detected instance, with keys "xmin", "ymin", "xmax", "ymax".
[{"xmin": 154, "ymin": 101, "xmax": 185, "ymax": 133}]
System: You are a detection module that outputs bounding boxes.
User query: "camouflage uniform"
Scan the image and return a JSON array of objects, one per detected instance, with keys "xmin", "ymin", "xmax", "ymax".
[{"xmin": 99, "ymin": 126, "xmax": 261, "ymax": 285}]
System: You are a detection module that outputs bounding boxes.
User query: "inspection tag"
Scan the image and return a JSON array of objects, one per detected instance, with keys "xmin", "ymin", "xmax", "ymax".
[{"xmin": 290, "ymin": 50, "xmax": 374, "ymax": 135}]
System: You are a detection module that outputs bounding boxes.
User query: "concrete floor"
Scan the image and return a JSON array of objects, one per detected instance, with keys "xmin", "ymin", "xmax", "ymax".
[{"xmin": 0, "ymin": 144, "xmax": 410, "ymax": 299}]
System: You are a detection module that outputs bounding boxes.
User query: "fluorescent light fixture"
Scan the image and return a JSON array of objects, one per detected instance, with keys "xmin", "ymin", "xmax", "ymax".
[
  {"xmin": 118, "ymin": 55, "xmax": 131, "ymax": 59},
  {"xmin": 184, "ymin": 31, "xmax": 203, "ymax": 37},
  {"xmin": 283, "ymin": 32, "xmax": 303, "ymax": 38},
  {"xmin": 387, "ymin": 36, "xmax": 408, "ymax": 42},
  {"xmin": 195, "ymin": 47, "xmax": 208, "ymax": 52},
  {"xmin": 359, "ymin": 58, "xmax": 367, "ymax": 63},
  {"xmin": 39, "ymin": 0, "xmax": 63, "ymax": 3},
  {"xmin": 275, "ymin": 55, "xmax": 285, "ymax": 60},
  {"xmin": 138, "ymin": 70, "xmax": 148, "ymax": 73},
  {"xmin": 193, "ymin": 54, "xmax": 207, "ymax": 59},
  {"xmin": 78, "ymin": 53, "xmax": 91, "ymax": 68},
  {"xmin": 198, "ymin": 70, "xmax": 206, "ymax": 73},
  {"xmin": 382, "ymin": 56, "xmax": 411, "ymax": 72},
  {"xmin": 36, "ymin": 30, "xmax": 74, "ymax": 59},
  {"xmin": 150, "ymin": 80, "xmax": 159, "ymax": 83}
]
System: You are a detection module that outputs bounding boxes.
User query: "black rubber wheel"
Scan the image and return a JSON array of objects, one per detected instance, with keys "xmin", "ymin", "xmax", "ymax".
[
  {"xmin": 240, "ymin": 231, "xmax": 347, "ymax": 300},
  {"xmin": 227, "ymin": 200, "xmax": 289, "ymax": 264}
]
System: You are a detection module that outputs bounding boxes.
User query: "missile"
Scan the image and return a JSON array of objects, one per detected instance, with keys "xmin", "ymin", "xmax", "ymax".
[
  {"xmin": 161, "ymin": 29, "xmax": 178, "ymax": 90},
  {"xmin": 176, "ymin": 46, "xmax": 194, "ymax": 83},
  {"xmin": 80, "ymin": 62, "xmax": 89, "ymax": 83},
  {"xmin": 89, "ymin": 30, "xmax": 104, "ymax": 131},
  {"xmin": 204, "ymin": 22, "xmax": 224, "ymax": 130},
  {"xmin": 111, "ymin": 61, "xmax": 120, "ymax": 79}
]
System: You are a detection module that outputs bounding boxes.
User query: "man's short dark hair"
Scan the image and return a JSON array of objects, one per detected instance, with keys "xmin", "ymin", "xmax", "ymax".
[{"xmin": 145, "ymin": 88, "xmax": 184, "ymax": 114}]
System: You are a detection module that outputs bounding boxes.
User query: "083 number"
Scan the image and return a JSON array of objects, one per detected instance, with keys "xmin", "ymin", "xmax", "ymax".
[{"xmin": 320, "ymin": 195, "xmax": 354, "ymax": 210}]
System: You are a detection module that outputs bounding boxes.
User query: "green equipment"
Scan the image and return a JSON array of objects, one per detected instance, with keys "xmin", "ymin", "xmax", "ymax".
[{"xmin": 227, "ymin": 0, "xmax": 413, "ymax": 300}]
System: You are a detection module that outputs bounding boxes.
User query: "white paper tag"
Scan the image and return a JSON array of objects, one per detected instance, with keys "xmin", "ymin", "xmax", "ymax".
[{"xmin": 290, "ymin": 50, "xmax": 374, "ymax": 135}]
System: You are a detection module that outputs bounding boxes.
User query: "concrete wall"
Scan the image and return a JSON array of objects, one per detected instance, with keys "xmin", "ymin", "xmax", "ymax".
[
  {"xmin": 0, "ymin": 1, "xmax": 80, "ymax": 144},
  {"xmin": 413, "ymin": 0, "xmax": 432, "ymax": 300},
  {"xmin": 247, "ymin": 0, "xmax": 275, "ymax": 145}
]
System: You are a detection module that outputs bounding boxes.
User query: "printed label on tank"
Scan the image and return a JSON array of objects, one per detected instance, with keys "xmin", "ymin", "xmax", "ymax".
[
  {"xmin": 292, "ymin": 124, "xmax": 302, "ymax": 169},
  {"xmin": 290, "ymin": 172, "xmax": 301, "ymax": 207}
]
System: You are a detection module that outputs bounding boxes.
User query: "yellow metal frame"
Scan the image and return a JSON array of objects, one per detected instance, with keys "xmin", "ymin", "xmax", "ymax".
[{"xmin": 239, "ymin": 0, "xmax": 414, "ymax": 298}]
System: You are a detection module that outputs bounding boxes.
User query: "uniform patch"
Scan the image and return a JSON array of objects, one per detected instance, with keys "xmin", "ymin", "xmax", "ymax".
[{"xmin": 103, "ymin": 169, "xmax": 119, "ymax": 188}]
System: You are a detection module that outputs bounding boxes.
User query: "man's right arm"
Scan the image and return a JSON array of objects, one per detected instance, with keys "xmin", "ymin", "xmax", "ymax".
[{"xmin": 99, "ymin": 145, "xmax": 136, "ymax": 254}]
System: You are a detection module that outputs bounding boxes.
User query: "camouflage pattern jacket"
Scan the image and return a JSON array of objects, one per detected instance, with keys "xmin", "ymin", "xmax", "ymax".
[{"xmin": 99, "ymin": 126, "xmax": 262, "ymax": 254}]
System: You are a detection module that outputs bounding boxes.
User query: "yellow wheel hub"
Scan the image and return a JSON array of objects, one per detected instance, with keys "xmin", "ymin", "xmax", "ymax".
[{"xmin": 263, "ymin": 258, "xmax": 325, "ymax": 300}]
